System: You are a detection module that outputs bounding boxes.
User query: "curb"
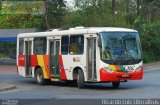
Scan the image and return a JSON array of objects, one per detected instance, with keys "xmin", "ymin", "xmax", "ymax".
[
  {"xmin": 143, "ymin": 61, "xmax": 160, "ymax": 72},
  {"xmin": 144, "ymin": 65, "xmax": 160, "ymax": 72},
  {"xmin": 0, "ymin": 83, "xmax": 16, "ymax": 92},
  {"xmin": 144, "ymin": 68, "xmax": 160, "ymax": 72}
]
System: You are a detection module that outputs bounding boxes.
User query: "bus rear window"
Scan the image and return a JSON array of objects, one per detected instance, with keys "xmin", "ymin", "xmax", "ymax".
[{"xmin": 19, "ymin": 38, "xmax": 24, "ymax": 55}]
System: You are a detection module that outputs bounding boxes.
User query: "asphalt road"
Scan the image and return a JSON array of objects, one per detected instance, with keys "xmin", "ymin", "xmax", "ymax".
[{"xmin": 0, "ymin": 65, "xmax": 160, "ymax": 105}]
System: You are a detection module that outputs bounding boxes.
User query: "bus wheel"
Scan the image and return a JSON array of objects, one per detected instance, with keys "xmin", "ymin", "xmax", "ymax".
[
  {"xmin": 112, "ymin": 82, "xmax": 120, "ymax": 88},
  {"xmin": 35, "ymin": 68, "xmax": 45, "ymax": 85},
  {"xmin": 77, "ymin": 69, "xmax": 85, "ymax": 89}
]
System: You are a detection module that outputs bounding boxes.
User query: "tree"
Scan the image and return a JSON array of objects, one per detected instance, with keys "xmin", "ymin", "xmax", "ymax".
[
  {"xmin": 44, "ymin": 0, "xmax": 66, "ymax": 29},
  {"xmin": 141, "ymin": 0, "xmax": 160, "ymax": 22},
  {"xmin": 112, "ymin": 0, "xmax": 116, "ymax": 16},
  {"xmin": 126, "ymin": 0, "xmax": 130, "ymax": 13},
  {"xmin": 136, "ymin": 0, "xmax": 140, "ymax": 15},
  {"xmin": 0, "ymin": 0, "xmax": 44, "ymax": 29},
  {"xmin": 44, "ymin": 1, "xmax": 50, "ymax": 30}
]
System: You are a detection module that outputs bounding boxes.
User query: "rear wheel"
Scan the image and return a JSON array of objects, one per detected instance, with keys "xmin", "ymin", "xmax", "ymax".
[
  {"xmin": 35, "ymin": 68, "xmax": 48, "ymax": 85},
  {"xmin": 112, "ymin": 82, "xmax": 120, "ymax": 88},
  {"xmin": 77, "ymin": 69, "xmax": 85, "ymax": 89}
]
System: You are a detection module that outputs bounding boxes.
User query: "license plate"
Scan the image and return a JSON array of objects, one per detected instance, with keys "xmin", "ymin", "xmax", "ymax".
[{"xmin": 122, "ymin": 74, "xmax": 129, "ymax": 78}]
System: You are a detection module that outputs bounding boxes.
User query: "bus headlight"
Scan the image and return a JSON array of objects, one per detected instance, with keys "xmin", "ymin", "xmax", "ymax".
[
  {"xmin": 103, "ymin": 67, "xmax": 114, "ymax": 73},
  {"xmin": 135, "ymin": 66, "xmax": 142, "ymax": 72}
]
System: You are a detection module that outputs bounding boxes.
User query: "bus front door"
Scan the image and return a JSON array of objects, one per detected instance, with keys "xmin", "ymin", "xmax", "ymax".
[
  {"xmin": 87, "ymin": 38, "xmax": 97, "ymax": 81},
  {"xmin": 25, "ymin": 41, "xmax": 32, "ymax": 77},
  {"xmin": 50, "ymin": 40, "xmax": 60, "ymax": 78}
]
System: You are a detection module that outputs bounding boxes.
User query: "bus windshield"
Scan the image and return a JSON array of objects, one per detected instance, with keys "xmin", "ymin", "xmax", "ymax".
[{"xmin": 99, "ymin": 32, "xmax": 142, "ymax": 65}]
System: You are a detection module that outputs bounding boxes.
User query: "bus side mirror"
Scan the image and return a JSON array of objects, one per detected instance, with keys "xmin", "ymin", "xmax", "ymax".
[{"xmin": 98, "ymin": 38, "xmax": 102, "ymax": 47}]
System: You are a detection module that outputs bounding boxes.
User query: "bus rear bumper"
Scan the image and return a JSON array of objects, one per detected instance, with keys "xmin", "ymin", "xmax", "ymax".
[{"xmin": 99, "ymin": 68, "xmax": 143, "ymax": 82}]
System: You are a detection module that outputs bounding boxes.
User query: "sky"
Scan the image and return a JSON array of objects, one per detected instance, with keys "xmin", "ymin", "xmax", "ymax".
[{"xmin": 65, "ymin": 0, "xmax": 74, "ymax": 7}]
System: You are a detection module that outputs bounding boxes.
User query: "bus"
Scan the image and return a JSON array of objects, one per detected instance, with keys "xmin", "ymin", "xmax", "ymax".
[{"xmin": 17, "ymin": 27, "xmax": 143, "ymax": 89}]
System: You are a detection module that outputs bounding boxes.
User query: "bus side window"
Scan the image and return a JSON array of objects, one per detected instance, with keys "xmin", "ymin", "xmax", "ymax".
[
  {"xmin": 70, "ymin": 35, "xmax": 84, "ymax": 55},
  {"xmin": 19, "ymin": 38, "xmax": 24, "ymax": 55},
  {"xmin": 34, "ymin": 37, "xmax": 47, "ymax": 55},
  {"xmin": 61, "ymin": 36, "xmax": 69, "ymax": 54}
]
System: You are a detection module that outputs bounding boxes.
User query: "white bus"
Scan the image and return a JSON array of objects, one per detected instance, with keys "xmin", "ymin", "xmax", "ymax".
[{"xmin": 17, "ymin": 27, "xmax": 143, "ymax": 89}]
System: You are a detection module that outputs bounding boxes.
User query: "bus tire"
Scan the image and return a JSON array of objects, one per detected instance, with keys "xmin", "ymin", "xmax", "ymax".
[
  {"xmin": 112, "ymin": 82, "xmax": 120, "ymax": 88},
  {"xmin": 35, "ymin": 68, "xmax": 46, "ymax": 85},
  {"xmin": 77, "ymin": 69, "xmax": 85, "ymax": 89}
]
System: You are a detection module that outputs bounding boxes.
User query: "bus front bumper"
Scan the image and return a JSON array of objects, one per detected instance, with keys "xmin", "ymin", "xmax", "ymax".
[{"xmin": 99, "ymin": 68, "xmax": 143, "ymax": 82}]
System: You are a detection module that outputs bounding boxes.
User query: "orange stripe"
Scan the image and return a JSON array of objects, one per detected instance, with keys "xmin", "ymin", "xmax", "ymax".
[
  {"xmin": 115, "ymin": 65, "xmax": 120, "ymax": 70},
  {"xmin": 43, "ymin": 55, "xmax": 50, "ymax": 78},
  {"xmin": 115, "ymin": 65, "xmax": 122, "ymax": 72}
]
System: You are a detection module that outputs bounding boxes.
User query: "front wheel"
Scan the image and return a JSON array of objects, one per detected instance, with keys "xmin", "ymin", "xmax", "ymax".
[
  {"xmin": 112, "ymin": 82, "xmax": 120, "ymax": 88},
  {"xmin": 77, "ymin": 69, "xmax": 85, "ymax": 89}
]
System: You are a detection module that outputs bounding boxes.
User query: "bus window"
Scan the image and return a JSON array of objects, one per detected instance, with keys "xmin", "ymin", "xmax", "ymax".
[
  {"xmin": 34, "ymin": 37, "xmax": 47, "ymax": 55},
  {"xmin": 19, "ymin": 38, "xmax": 24, "ymax": 55},
  {"xmin": 61, "ymin": 36, "xmax": 69, "ymax": 54},
  {"xmin": 70, "ymin": 35, "xmax": 84, "ymax": 54}
]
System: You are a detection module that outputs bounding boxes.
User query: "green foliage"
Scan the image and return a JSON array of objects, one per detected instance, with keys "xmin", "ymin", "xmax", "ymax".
[
  {"xmin": 1, "ymin": 1, "xmax": 44, "ymax": 14},
  {"xmin": 0, "ymin": 53, "xmax": 5, "ymax": 58},
  {"xmin": 63, "ymin": 0, "xmax": 131, "ymax": 29},
  {"xmin": 46, "ymin": 0, "xmax": 66, "ymax": 28},
  {"xmin": 134, "ymin": 17, "xmax": 160, "ymax": 62},
  {"xmin": 0, "ymin": 0, "xmax": 44, "ymax": 29},
  {"xmin": 0, "ymin": 42, "xmax": 16, "ymax": 58},
  {"xmin": 0, "ymin": 14, "xmax": 43, "ymax": 29}
]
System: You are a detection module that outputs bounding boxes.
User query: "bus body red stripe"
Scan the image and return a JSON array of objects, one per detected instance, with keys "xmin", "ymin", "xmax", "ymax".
[
  {"xmin": 18, "ymin": 55, "xmax": 25, "ymax": 66},
  {"xmin": 59, "ymin": 55, "xmax": 67, "ymax": 80},
  {"xmin": 30, "ymin": 55, "xmax": 38, "ymax": 67}
]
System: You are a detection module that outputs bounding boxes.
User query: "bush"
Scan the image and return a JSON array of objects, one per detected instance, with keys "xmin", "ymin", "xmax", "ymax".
[{"xmin": 134, "ymin": 18, "xmax": 160, "ymax": 63}]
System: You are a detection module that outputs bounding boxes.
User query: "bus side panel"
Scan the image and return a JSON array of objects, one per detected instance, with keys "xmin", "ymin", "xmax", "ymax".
[
  {"xmin": 18, "ymin": 54, "xmax": 51, "ymax": 79},
  {"xmin": 59, "ymin": 55, "xmax": 67, "ymax": 80},
  {"xmin": 43, "ymin": 55, "xmax": 50, "ymax": 79},
  {"xmin": 30, "ymin": 55, "xmax": 38, "ymax": 67},
  {"xmin": 17, "ymin": 55, "xmax": 26, "ymax": 77},
  {"xmin": 60, "ymin": 55, "xmax": 86, "ymax": 81},
  {"xmin": 35, "ymin": 55, "xmax": 50, "ymax": 79},
  {"xmin": 30, "ymin": 55, "xmax": 38, "ymax": 78},
  {"xmin": 18, "ymin": 55, "xmax": 25, "ymax": 66}
]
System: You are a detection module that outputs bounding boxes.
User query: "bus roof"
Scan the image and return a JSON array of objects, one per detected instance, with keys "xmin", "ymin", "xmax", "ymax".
[{"xmin": 17, "ymin": 27, "xmax": 137, "ymax": 38}]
